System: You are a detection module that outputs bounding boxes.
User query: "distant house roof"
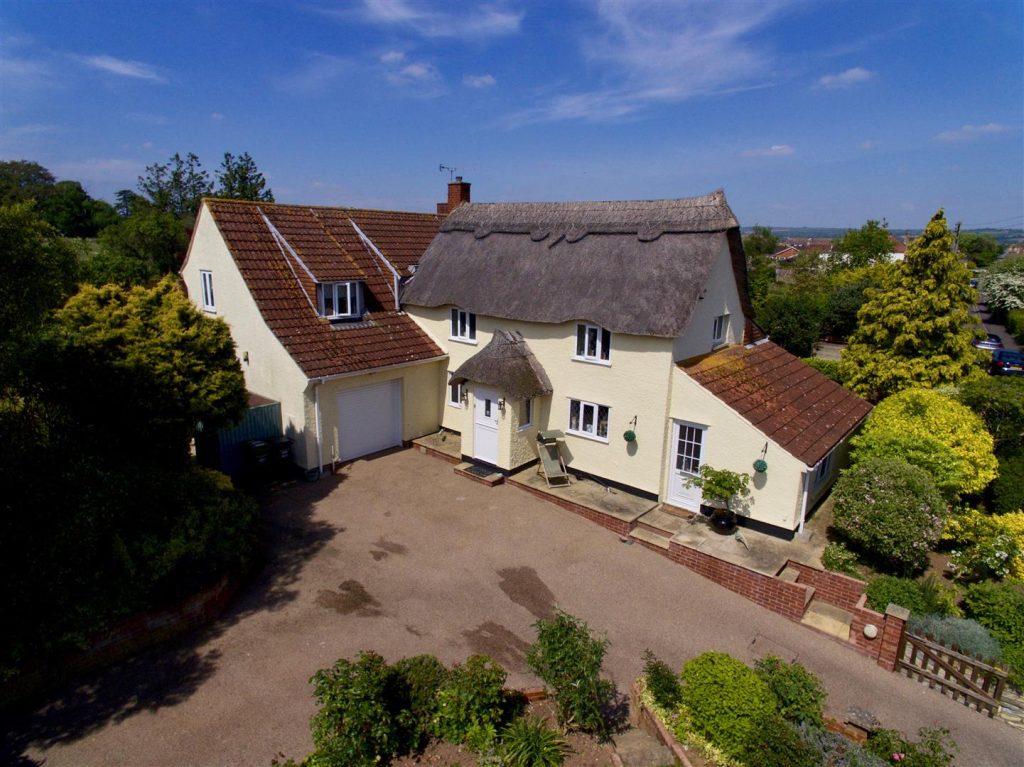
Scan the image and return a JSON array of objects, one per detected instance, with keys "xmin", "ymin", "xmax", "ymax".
[
  {"xmin": 200, "ymin": 198, "xmax": 444, "ymax": 379},
  {"xmin": 680, "ymin": 341, "xmax": 871, "ymax": 466},
  {"xmin": 403, "ymin": 190, "xmax": 760, "ymax": 339},
  {"xmin": 769, "ymin": 245, "xmax": 799, "ymax": 261},
  {"xmin": 451, "ymin": 330, "xmax": 553, "ymax": 399}
]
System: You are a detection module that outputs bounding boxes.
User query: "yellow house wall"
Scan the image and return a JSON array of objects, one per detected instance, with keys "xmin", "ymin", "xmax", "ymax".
[
  {"xmin": 668, "ymin": 367, "xmax": 808, "ymax": 530},
  {"xmin": 407, "ymin": 306, "xmax": 675, "ymax": 491},
  {"xmin": 673, "ymin": 242, "xmax": 745, "ymax": 361},
  {"xmin": 181, "ymin": 204, "xmax": 313, "ymax": 466}
]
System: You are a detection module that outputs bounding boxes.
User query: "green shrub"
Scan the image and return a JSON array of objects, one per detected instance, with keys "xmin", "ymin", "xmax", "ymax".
[
  {"xmin": 392, "ymin": 654, "xmax": 449, "ymax": 749},
  {"xmin": 964, "ymin": 580, "xmax": 1024, "ymax": 685},
  {"xmin": 641, "ymin": 650, "xmax": 682, "ymax": 710},
  {"xmin": 832, "ymin": 459, "xmax": 947, "ymax": 574},
  {"xmin": 500, "ymin": 716, "xmax": 572, "ymax": 767},
  {"xmin": 865, "ymin": 727, "xmax": 958, "ymax": 767},
  {"xmin": 821, "ymin": 541, "xmax": 860, "ymax": 575},
  {"xmin": 754, "ymin": 655, "xmax": 826, "ymax": 727},
  {"xmin": 796, "ymin": 724, "xmax": 887, "ymax": 766},
  {"xmin": 740, "ymin": 714, "xmax": 818, "ymax": 767},
  {"xmin": 308, "ymin": 651, "xmax": 404, "ymax": 767},
  {"xmin": 527, "ymin": 611, "xmax": 615, "ymax": 738},
  {"xmin": 679, "ymin": 651, "xmax": 776, "ymax": 761},
  {"xmin": 956, "ymin": 377, "xmax": 1024, "ymax": 454},
  {"xmin": 992, "ymin": 450, "xmax": 1024, "ymax": 516},
  {"xmin": 907, "ymin": 615, "xmax": 1002, "ymax": 662},
  {"xmin": 1008, "ymin": 308, "xmax": 1024, "ymax": 343},
  {"xmin": 801, "ymin": 357, "xmax": 843, "ymax": 383},
  {"xmin": 866, "ymin": 576, "xmax": 929, "ymax": 614},
  {"xmin": 944, "ymin": 510, "xmax": 1022, "ymax": 582},
  {"xmin": 432, "ymin": 654, "xmax": 509, "ymax": 750}
]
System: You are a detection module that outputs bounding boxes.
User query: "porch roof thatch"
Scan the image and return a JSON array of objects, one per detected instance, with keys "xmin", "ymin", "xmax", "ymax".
[
  {"xmin": 402, "ymin": 190, "xmax": 744, "ymax": 338},
  {"xmin": 451, "ymin": 330, "xmax": 553, "ymax": 399}
]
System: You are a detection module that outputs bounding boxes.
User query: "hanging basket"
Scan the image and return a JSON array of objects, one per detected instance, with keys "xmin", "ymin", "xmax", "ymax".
[
  {"xmin": 623, "ymin": 430, "xmax": 637, "ymax": 443},
  {"xmin": 753, "ymin": 459, "xmax": 768, "ymax": 473}
]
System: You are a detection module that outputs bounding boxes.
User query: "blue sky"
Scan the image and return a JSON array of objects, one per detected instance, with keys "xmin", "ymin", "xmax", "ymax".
[{"xmin": 1, "ymin": 0, "xmax": 1021, "ymax": 230}]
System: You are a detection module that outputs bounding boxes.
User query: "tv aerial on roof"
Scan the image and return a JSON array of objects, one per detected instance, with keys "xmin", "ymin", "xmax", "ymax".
[{"xmin": 439, "ymin": 164, "xmax": 457, "ymax": 181}]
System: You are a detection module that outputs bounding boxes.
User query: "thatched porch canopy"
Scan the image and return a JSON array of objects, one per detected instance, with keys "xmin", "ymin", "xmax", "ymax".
[{"xmin": 451, "ymin": 330, "xmax": 553, "ymax": 399}]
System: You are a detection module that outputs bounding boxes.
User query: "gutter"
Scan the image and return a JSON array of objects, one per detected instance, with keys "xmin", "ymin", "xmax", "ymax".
[{"xmin": 307, "ymin": 354, "xmax": 449, "ymax": 387}]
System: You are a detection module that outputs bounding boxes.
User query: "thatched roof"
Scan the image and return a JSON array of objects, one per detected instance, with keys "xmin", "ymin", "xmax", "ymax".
[
  {"xmin": 402, "ymin": 190, "xmax": 744, "ymax": 338},
  {"xmin": 451, "ymin": 330, "xmax": 553, "ymax": 399}
]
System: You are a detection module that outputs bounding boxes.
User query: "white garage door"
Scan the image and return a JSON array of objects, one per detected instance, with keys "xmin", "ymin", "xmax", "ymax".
[{"xmin": 337, "ymin": 380, "xmax": 402, "ymax": 461}]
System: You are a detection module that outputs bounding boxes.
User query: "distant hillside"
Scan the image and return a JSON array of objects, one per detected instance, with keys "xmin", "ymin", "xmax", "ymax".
[{"xmin": 741, "ymin": 226, "xmax": 1024, "ymax": 246}]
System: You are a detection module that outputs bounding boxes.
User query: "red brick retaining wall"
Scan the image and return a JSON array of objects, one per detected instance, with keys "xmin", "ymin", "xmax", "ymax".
[
  {"xmin": 784, "ymin": 560, "xmax": 865, "ymax": 610},
  {"xmin": 508, "ymin": 478, "xmax": 633, "ymax": 536}
]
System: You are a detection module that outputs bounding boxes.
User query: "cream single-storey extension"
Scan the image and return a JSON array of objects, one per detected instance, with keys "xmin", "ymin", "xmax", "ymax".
[
  {"xmin": 180, "ymin": 197, "xmax": 448, "ymax": 472},
  {"xmin": 402, "ymin": 191, "xmax": 872, "ymax": 536}
]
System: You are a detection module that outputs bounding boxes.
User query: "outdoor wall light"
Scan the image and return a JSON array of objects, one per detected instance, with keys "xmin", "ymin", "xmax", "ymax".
[
  {"xmin": 863, "ymin": 624, "xmax": 879, "ymax": 640},
  {"xmin": 498, "ymin": 397, "xmax": 506, "ymax": 414}
]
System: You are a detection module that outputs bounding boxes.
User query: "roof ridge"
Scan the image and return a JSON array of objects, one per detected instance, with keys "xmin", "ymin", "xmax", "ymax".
[{"xmin": 204, "ymin": 196, "xmax": 441, "ymax": 219}]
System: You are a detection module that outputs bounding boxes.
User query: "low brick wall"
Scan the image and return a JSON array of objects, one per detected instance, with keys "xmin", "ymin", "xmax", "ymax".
[
  {"xmin": 633, "ymin": 537, "xmax": 810, "ymax": 622},
  {"xmin": 508, "ymin": 478, "xmax": 633, "ymax": 536},
  {"xmin": 784, "ymin": 560, "xmax": 865, "ymax": 611}
]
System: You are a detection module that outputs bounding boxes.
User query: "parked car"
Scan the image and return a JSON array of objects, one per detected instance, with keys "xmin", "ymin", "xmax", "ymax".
[
  {"xmin": 990, "ymin": 349, "xmax": 1024, "ymax": 376},
  {"xmin": 973, "ymin": 333, "xmax": 1005, "ymax": 352}
]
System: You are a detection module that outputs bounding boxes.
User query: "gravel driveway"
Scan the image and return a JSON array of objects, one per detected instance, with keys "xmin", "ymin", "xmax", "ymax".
[{"xmin": 6, "ymin": 449, "xmax": 1021, "ymax": 766}]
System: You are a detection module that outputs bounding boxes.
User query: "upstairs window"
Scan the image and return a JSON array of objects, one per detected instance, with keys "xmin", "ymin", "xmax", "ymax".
[
  {"xmin": 318, "ymin": 282, "xmax": 362, "ymax": 320},
  {"xmin": 575, "ymin": 323, "xmax": 611, "ymax": 363},
  {"xmin": 450, "ymin": 308, "xmax": 476, "ymax": 342},
  {"xmin": 200, "ymin": 270, "xmax": 215, "ymax": 311},
  {"xmin": 712, "ymin": 314, "xmax": 728, "ymax": 345}
]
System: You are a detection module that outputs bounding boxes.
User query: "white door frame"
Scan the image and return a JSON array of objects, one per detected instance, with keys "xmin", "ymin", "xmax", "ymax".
[
  {"xmin": 667, "ymin": 419, "xmax": 708, "ymax": 511},
  {"xmin": 473, "ymin": 386, "xmax": 500, "ymax": 465}
]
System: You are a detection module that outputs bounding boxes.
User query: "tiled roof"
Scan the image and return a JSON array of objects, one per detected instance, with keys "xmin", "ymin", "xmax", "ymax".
[
  {"xmin": 204, "ymin": 199, "xmax": 444, "ymax": 379},
  {"xmin": 680, "ymin": 341, "xmax": 872, "ymax": 466}
]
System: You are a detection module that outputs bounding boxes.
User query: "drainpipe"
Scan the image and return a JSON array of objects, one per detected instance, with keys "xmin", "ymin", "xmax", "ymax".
[
  {"xmin": 798, "ymin": 469, "xmax": 811, "ymax": 534},
  {"xmin": 314, "ymin": 383, "xmax": 324, "ymax": 477}
]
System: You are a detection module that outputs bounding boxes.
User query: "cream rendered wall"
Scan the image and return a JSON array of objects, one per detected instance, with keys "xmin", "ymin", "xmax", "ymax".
[
  {"xmin": 406, "ymin": 306, "xmax": 676, "ymax": 493},
  {"xmin": 181, "ymin": 205, "xmax": 313, "ymax": 466},
  {"xmin": 311, "ymin": 360, "xmax": 445, "ymax": 466},
  {"xmin": 673, "ymin": 242, "xmax": 745, "ymax": 361},
  {"xmin": 668, "ymin": 367, "xmax": 808, "ymax": 531}
]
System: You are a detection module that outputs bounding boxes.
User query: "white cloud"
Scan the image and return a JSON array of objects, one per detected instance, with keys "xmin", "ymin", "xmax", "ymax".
[
  {"xmin": 740, "ymin": 144, "xmax": 795, "ymax": 157},
  {"xmin": 52, "ymin": 157, "xmax": 144, "ymax": 187},
  {"xmin": 210, "ymin": 112, "xmax": 225, "ymax": 121},
  {"xmin": 934, "ymin": 123, "xmax": 1011, "ymax": 142},
  {"xmin": 274, "ymin": 53, "xmax": 352, "ymax": 96},
  {"xmin": 357, "ymin": 0, "xmax": 523, "ymax": 39},
  {"xmin": 76, "ymin": 54, "xmax": 165, "ymax": 82},
  {"xmin": 386, "ymin": 61, "xmax": 440, "ymax": 85},
  {"xmin": 380, "ymin": 50, "xmax": 406, "ymax": 63},
  {"xmin": 463, "ymin": 73, "xmax": 496, "ymax": 88},
  {"xmin": 505, "ymin": 0, "xmax": 795, "ymax": 125},
  {"xmin": 814, "ymin": 66, "xmax": 875, "ymax": 89}
]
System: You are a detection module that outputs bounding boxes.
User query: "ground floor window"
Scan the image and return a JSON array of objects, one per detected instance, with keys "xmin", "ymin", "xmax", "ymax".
[
  {"xmin": 812, "ymin": 450, "xmax": 834, "ymax": 491},
  {"xmin": 448, "ymin": 373, "xmax": 463, "ymax": 407},
  {"xmin": 568, "ymin": 398, "xmax": 609, "ymax": 440},
  {"xmin": 520, "ymin": 398, "xmax": 532, "ymax": 427}
]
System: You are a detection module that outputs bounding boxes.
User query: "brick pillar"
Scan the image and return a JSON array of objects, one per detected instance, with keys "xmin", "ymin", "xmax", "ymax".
[{"xmin": 877, "ymin": 604, "xmax": 909, "ymax": 672}]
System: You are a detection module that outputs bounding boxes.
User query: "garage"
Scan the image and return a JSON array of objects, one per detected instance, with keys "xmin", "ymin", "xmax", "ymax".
[{"xmin": 336, "ymin": 380, "xmax": 403, "ymax": 461}]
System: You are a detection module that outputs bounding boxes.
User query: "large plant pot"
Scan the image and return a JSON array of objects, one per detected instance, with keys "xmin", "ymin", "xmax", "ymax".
[{"xmin": 709, "ymin": 507, "xmax": 737, "ymax": 534}]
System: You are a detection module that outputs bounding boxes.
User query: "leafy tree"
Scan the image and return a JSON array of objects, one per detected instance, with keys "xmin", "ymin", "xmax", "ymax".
[
  {"xmin": 828, "ymin": 219, "xmax": 893, "ymax": 270},
  {"xmin": 958, "ymin": 232, "xmax": 1002, "ymax": 268},
  {"xmin": 980, "ymin": 254, "xmax": 1024, "ymax": 314},
  {"xmin": 851, "ymin": 388, "xmax": 997, "ymax": 499},
  {"xmin": 0, "ymin": 202, "xmax": 78, "ymax": 387},
  {"xmin": 37, "ymin": 179, "xmax": 95, "ymax": 237},
  {"xmin": 832, "ymin": 457, "xmax": 947, "ymax": 574},
  {"xmin": 743, "ymin": 226, "xmax": 780, "ymax": 307},
  {"xmin": 138, "ymin": 151, "xmax": 211, "ymax": 218},
  {"xmin": 743, "ymin": 225, "xmax": 780, "ymax": 260},
  {"xmin": 215, "ymin": 151, "xmax": 274, "ymax": 201},
  {"xmin": 821, "ymin": 264, "xmax": 891, "ymax": 340},
  {"xmin": 0, "ymin": 162, "xmax": 112, "ymax": 237},
  {"xmin": 755, "ymin": 284, "xmax": 826, "ymax": 357},
  {"xmin": 956, "ymin": 376, "xmax": 1024, "ymax": 454},
  {"xmin": 0, "ymin": 159, "xmax": 55, "ymax": 206},
  {"xmin": 88, "ymin": 207, "xmax": 188, "ymax": 285},
  {"xmin": 114, "ymin": 188, "xmax": 148, "ymax": 217},
  {"xmin": 839, "ymin": 210, "xmax": 982, "ymax": 401}
]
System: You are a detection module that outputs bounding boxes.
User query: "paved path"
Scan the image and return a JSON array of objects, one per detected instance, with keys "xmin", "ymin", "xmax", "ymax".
[{"xmin": 6, "ymin": 450, "xmax": 1022, "ymax": 766}]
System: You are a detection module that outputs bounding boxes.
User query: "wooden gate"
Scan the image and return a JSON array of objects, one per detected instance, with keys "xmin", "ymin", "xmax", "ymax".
[{"xmin": 898, "ymin": 632, "xmax": 1008, "ymax": 717}]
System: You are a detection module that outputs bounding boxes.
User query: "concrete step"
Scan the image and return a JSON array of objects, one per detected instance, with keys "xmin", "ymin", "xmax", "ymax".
[
  {"xmin": 629, "ymin": 527, "xmax": 671, "ymax": 549},
  {"xmin": 614, "ymin": 727, "xmax": 676, "ymax": 767},
  {"xmin": 635, "ymin": 506, "xmax": 694, "ymax": 537},
  {"xmin": 778, "ymin": 565, "xmax": 802, "ymax": 583},
  {"xmin": 801, "ymin": 598, "xmax": 853, "ymax": 640}
]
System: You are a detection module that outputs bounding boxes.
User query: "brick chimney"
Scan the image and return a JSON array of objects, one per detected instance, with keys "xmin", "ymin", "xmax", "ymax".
[{"xmin": 437, "ymin": 176, "xmax": 471, "ymax": 215}]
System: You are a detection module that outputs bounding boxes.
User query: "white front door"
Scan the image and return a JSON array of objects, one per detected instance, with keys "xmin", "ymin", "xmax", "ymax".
[
  {"xmin": 667, "ymin": 420, "xmax": 707, "ymax": 511},
  {"xmin": 473, "ymin": 387, "xmax": 500, "ymax": 465}
]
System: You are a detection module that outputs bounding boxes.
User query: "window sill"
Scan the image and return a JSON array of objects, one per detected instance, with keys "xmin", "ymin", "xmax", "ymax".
[
  {"xmin": 447, "ymin": 402, "xmax": 464, "ymax": 409},
  {"xmin": 571, "ymin": 356, "xmax": 611, "ymax": 367},
  {"xmin": 517, "ymin": 424, "xmax": 533, "ymax": 433},
  {"xmin": 566, "ymin": 429, "xmax": 609, "ymax": 444},
  {"xmin": 449, "ymin": 336, "xmax": 478, "ymax": 346},
  {"xmin": 202, "ymin": 307, "xmax": 217, "ymax": 314}
]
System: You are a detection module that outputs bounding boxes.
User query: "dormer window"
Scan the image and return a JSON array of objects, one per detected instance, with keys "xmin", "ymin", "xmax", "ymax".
[
  {"xmin": 575, "ymin": 323, "xmax": 611, "ymax": 363},
  {"xmin": 318, "ymin": 281, "xmax": 363, "ymax": 320},
  {"xmin": 712, "ymin": 314, "xmax": 728, "ymax": 345}
]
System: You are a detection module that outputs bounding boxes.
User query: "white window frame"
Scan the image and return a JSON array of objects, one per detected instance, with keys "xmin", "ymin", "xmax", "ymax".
[
  {"xmin": 319, "ymin": 281, "xmax": 361, "ymax": 320},
  {"xmin": 712, "ymin": 313, "xmax": 728, "ymax": 345},
  {"xmin": 447, "ymin": 373, "xmax": 463, "ymax": 408},
  {"xmin": 574, "ymin": 323, "xmax": 611, "ymax": 364},
  {"xmin": 567, "ymin": 398, "xmax": 610, "ymax": 442},
  {"xmin": 518, "ymin": 398, "xmax": 533, "ymax": 430},
  {"xmin": 449, "ymin": 307, "xmax": 477, "ymax": 343},
  {"xmin": 200, "ymin": 270, "xmax": 215, "ymax": 312},
  {"xmin": 675, "ymin": 422, "xmax": 704, "ymax": 476}
]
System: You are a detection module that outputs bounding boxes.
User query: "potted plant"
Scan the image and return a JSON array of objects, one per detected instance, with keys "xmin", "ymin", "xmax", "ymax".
[{"xmin": 686, "ymin": 465, "xmax": 751, "ymax": 533}]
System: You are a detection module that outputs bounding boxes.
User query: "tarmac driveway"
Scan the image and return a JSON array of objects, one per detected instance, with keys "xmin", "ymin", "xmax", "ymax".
[{"xmin": 8, "ymin": 449, "xmax": 1022, "ymax": 766}]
